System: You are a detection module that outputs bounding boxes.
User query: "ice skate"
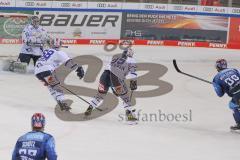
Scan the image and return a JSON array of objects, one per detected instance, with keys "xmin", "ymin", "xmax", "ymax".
[
  {"xmin": 125, "ymin": 109, "xmax": 138, "ymax": 125},
  {"xmin": 230, "ymin": 124, "xmax": 240, "ymax": 130},
  {"xmin": 57, "ymin": 100, "xmax": 71, "ymax": 111},
  {"xmin": 84, "ymin": 105, "xmax": 93, "ymax": 116}
]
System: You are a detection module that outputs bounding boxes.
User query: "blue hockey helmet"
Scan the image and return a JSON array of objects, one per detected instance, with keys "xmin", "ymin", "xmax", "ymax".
[
  {"xmin": 31, "ymin": 113, "xmax": 45, "ymax": 129},
  {"xmin": 215, "ymin": 59, "xmax": 227, "ymax": 71}
]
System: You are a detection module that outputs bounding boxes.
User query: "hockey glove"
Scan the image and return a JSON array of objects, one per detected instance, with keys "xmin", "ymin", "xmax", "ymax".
[
  {"xmin": 130, "ymin": 80, "xmax": 137, "ymax": 90},
  {"xmin": 76, "ymin": 66, "xmax": 84, "ymax": 79}
]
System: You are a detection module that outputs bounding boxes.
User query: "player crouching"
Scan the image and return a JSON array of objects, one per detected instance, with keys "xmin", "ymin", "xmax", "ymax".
[
  {"xmin": 84, "ymin": 48, "xmax": 138, "ymax": 122},
  {"xmin": 213, "ymin": 59, "xmax": 240, "ymax": 131},
  {"xmin": 34, "ymin": 38, "xmax": 84, "ymax": 111}
]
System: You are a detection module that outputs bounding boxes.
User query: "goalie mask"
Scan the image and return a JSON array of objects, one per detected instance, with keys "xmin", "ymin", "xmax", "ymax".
[
  {"xmin": 30, "ymin": 16, "xmax": 40, "ymax": 29},
  {"xmin": 122, "ymin": 48, "xmax": 134, "ymax": 59}
]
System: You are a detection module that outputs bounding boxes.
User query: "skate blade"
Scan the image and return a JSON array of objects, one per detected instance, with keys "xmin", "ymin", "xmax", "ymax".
[
  {"xmin": 230, "ymin": 129, "xmax": 240, "ymax": 134},
  {"xmin": 124, "ymin": 120, "xmax": 138, "ymax": 125}
]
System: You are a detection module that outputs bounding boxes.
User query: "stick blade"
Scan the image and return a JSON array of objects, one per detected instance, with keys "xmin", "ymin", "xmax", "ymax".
[{"xmin": 173, "ymin": 59, "xmax": 181, "ymax": 73}]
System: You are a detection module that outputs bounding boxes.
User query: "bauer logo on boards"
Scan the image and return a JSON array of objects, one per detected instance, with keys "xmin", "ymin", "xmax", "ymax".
[{"xmin": 39, "ymin": 14, "xmax": 119, "ymax": 27}]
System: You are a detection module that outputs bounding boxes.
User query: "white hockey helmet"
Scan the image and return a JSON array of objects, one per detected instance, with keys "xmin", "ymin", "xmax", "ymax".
[
  {"xmin": 30, "ymin": 16, "xmax": 40, "ymax": 29},
  {"xmin": 49, "ymin": 37, "xmax": 62, "ymax": 50}
]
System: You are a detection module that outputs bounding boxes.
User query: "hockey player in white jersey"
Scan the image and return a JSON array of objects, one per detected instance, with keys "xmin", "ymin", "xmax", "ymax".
[
  {"xmin": 19, "ymin": 16, "xmax": 49, "ymax": 65},
  {"xmin": 84, "ymin": 47, "xmax": 138, "ymax": 122},
  {"xmin": 34, "ymin": 38, "xmax": 84, "ymax": 111}
]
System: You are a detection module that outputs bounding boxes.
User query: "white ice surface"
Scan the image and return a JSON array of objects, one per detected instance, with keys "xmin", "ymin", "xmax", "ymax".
[{"xmin": 0, "ymin": 44, "xmax": 240, "ymax": 160}]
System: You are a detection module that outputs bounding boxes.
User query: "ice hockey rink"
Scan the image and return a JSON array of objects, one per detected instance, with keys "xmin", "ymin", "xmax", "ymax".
[{"xmin": 0, "ymin": 44, "xmax": 240, "ymax": 160}]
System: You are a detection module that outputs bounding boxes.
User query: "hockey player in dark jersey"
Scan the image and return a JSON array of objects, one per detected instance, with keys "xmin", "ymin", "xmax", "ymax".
[
  {"xmin": 213, "ymin": 59, "xmax": 240, "ymax": 130},
  {"xmin": 12, "ymin": 113, "xmax": 57, "ymax": 160}
]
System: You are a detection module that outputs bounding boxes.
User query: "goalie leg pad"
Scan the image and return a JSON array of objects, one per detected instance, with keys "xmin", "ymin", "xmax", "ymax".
[{"xmin": 2, "ymin": 60, "xmax": 27, "ymax": 73}]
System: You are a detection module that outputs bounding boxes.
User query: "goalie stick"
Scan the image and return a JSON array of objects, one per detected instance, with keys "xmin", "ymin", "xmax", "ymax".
[{"xmin": 173, "ymin": 59, "xmax": 212, "ymax": 84}]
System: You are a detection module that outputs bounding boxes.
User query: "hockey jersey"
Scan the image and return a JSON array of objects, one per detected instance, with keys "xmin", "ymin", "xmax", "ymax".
[
  {"xmin": 106, "ymin": 54, "xmax": 137, "ymax": 80},
  {"xmin": 34, "ymin": 49, "xmax": 71, "ymax": 75},
  {"xmin": 213, "ymin": 68, "xmax": 240, "ymax": 97},
  {"xmin": 20, "ymin": 24, "xmax": 48, "ymax": 56},
  {"xmin": 12, "ymin": 131, "xmax": 57, "ymax": 160}
]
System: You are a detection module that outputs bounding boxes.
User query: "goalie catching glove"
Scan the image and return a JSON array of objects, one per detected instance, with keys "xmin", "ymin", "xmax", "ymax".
[
  {"xmin": 76, "ymin": 66, "xmax": 84, "ymax": 79},
  {"xmin": 130, "ymin": 80, "xmax": 137, "ymax": 90}
]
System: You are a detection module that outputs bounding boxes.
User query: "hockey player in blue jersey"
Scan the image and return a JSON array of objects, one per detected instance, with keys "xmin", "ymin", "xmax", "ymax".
[
  {"xmin": 213, "ymin": 59, "xmax": 240, "ymax": 130},
  {"xmin": 12, "ymin": 113, "xmax": 57, "ymax": 160}
]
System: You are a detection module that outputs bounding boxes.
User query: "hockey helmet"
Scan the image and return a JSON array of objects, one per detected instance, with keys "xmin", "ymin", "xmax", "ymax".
[
  {"xmin": 30, "ymin": 16, "xmax": 40, "ymax": 29},
  {"xmin": 49, "ymin": 37, "xmax": 62, "ymax": 50},
  {"xmin": 122, "ymin": 47, "xmax": 134, "ymax": 58},
  {"xmin": 31, "ymin": 113, "xmax": 45, "ymax": 129},
  {"xmin": 215, "ymin": 59, "xmax": 227, "ymax": 71}
]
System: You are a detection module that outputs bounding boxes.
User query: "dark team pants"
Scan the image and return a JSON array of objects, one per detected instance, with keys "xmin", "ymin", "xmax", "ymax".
[
  {"xmin": 90, "ymin": 70, "xmax": 131, "ymax": 109},
  {"xmin": 230, "ymin": 93, "xmax": 240, "ymax": 124},
  {"xmin": 35, "ymin": 70, "xmax": 52, "ymax": 85},
  {"xmin": 18, "ymin": 53, "xmax": 41, "ymax": 66},
  {"xmin": 98, "ymin": 70, "xmax": 127, "ymax": 95}
]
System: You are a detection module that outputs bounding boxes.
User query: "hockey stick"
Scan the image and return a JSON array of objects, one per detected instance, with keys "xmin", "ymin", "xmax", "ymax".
[
  {"xmin": 59, "ymin": 85, "xmax": 103, "ymax": 112},
  {"xmin": 129, "ymin": 90, "xmax": 134, "ymax": 102},
  {"xmin": 29, "ymin": 43, "xmax": 69, "ymax": 48},
  {"xmin": 173, "ymin": 59, "xmax": 212, "ymax": 84}
]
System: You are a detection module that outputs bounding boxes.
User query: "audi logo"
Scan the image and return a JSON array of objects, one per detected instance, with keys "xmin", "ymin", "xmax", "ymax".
[
  {"xmin": 25, "ymin": 2, "xmax": 35, "ymax": 6},
  {"xmin": 97, "ymin": 3, "xmax": 106, "ymax": 8},
  {"xmin": 232, "ymin": 9, "xmax": 240, "ymax": 13},
  {"xmin": 203, "ymin": 7, "xmax": 213, "ymax": 11},
  {"xmin": 145, "ymin": 5, "xmax": 154, "ymax": 9},
  {"xmin": 174, "ymin": 6, "xmax": 183, "ymax": 10},
  {"xmin": 61, "ymin": 3, "xmax": 71, "ymax": 7}
]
